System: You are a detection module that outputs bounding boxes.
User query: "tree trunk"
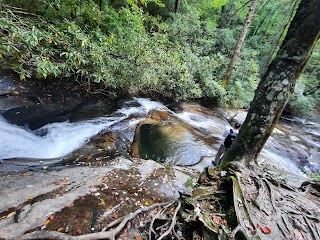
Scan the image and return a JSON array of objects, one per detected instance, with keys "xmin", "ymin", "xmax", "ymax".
[
  {"xmin": 223, "ymin": 0, "xmax": 320, "ymax": 165},
  {"xmin": 174, "ymin": 0, "xmax": 181, "ymax": 13},
  {"xmin": 222, "ymin": 0, "xmax": 258, "ymax": 88}
]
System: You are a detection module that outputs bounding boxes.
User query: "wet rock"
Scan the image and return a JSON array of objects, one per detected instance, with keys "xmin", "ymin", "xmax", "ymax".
[
  {"xmin": 68, "ymin": 97, "xmax": 117, "ymax": 122},
  {"xmin": 2, "ymin": 96, "xmax": 118, "ymax": 130},
  {"xmin": 289, "ymin": 135, "xmax": 300, "ymax": 142},
  {"xmin": 308, "ymin": 152, "xmax": 320, "ymax": 165},
  {"xmin": 2, "ymin": 104, "xmax": 74, "ymax": 130}
]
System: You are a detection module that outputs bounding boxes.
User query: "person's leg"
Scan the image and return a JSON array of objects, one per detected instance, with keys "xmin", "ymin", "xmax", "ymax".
[{"xmin": 213, "ymin": 144, "xmax": 226, "ymax": 165}]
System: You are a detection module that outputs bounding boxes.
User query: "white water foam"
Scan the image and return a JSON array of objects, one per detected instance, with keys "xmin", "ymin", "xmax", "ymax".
[{"xmin": 0, "ymin": 98, "xmax": 165, "ymax": 160}]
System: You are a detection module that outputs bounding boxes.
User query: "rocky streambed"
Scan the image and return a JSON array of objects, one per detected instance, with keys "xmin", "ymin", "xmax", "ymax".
[{"xmin": 0, "ymin": 68, "xmax": 319, "ymax": 239}]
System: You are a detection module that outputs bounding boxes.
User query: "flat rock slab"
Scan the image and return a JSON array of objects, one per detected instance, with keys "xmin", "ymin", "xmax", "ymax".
[{"xmin": 0, "ymin": 158, "xmax": 192, "ymax": 239}]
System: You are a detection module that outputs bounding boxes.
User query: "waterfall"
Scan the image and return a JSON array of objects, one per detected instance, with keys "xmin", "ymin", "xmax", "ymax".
[{"xmin": 0, "ymin": 98, "xmax": 167, "ymax": 160}]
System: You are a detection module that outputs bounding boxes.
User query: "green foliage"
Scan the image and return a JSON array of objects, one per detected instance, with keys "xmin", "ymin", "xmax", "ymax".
[
  {"xmin": 223, "ymin": 50, "xmax": 260, "ymax": 108},
  {"xmin": 308, "ymin": 172, "xmax": 320, "ymax": 182},
  {"xmin": 287, "ymin": 81, "xmax": 317, "ymax": 115},
  {"xmin": 0, "ymin": 0, "xmax": 318, "ymax": 112},
  {"xmin": 302, "ymin": 169, "xmax": 320, "ymax": 181},
  {"xmin": 287, "ymin": 43, "xmax": 320, "ymax": 115}
]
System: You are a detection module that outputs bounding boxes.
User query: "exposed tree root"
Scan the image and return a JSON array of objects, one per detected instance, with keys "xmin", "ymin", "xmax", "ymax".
[
  {"xmin": 230, "ymin": 163, "xmax": 320, "ymax": 240},
  {"xmin": 149, "ymin": 200, "xmax": 183, "ymax": 240},
  {"xmin": 16, "ymin": 201, "xmax": 174, "ymax": 240}
]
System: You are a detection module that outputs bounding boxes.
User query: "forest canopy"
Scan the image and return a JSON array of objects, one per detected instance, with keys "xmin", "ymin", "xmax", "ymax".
[{"xmin": 0, "ymin": 0, "xmax": 319, "ymax": 114}]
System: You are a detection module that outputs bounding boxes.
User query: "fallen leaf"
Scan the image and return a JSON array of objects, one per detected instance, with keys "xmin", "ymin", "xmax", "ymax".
[
  {"xmin": 49, "ymin": 215, "xmax": 54, "ymax": 220},
  {"xmin": 99, "ymin": 199, "xmax": 105, "ymax": 206},
  {"xmin": 57, "ymin": 227, "xmax": 64, "ymax": 232},
  {"xmin": 44, "ymin": 219, "xmax": 51, "ymax": 225},
  {"xmin": 112, "ymin": 213, "xmax": 118, "ymax": 219},
  {"xmin": 260, "ymin": 226, "xmax": 271, "ymax": 234},
  {"xmin": 7, "ymin": 212, "xmax": 16, "ymax": 218},
  {"xmin": 145, "ymin": 201, "xmax": 150, "ymax": 206},
  {"xmin": 136, "ymin": 237, "xmax": 142, "ymax": 240},
  {"xmin": 54, "ymin": 181, "xmax": 60, "ymax": 185},
  {"xmin": 28, "ymin": 196, "xmax": 33, "ymax": 200}
]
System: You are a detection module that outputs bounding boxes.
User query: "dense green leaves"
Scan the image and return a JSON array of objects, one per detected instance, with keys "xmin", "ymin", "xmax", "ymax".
[{"xmin": 0, "ymin": 0, "xmax": 318, "ymax": 112}]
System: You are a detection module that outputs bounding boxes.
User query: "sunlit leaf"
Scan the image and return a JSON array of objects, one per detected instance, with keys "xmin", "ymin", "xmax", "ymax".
[{"xmin": 6, "ymin": 212, "xmax": 16, "ymax": 218}]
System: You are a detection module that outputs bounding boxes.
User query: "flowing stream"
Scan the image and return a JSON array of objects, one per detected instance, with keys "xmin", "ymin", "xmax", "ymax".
[
  {"xmin": 0, "ymin": 98, "xmax": 319, "ymax": 176},
  {"xmin": 0, "ymin": 98, "xmax": 165, "ymax": 160}
]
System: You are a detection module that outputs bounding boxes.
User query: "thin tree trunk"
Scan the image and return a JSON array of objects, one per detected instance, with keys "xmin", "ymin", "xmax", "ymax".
[
  {"xmin": 260, "ymin": 0, "xmax": 299, "ymax": 75},
  {"xmin": 222, "ymin": 0, "xmax": 320, "ymax": 165},
  {"xmin": 222, "ymin": 0, "xmax": 258, "ymax": 88},
  {"xmin": 253, "ymin": 6, "xmax": 275, "ymax": 35},
  {"xmin": 174, "ymin": 0, "xmax": 181, "ymax": 13},
  {"xmin": 303, "ymin": 85, "xmax": 320, "ymax": 95},
  {"xmin": 226, "ymin": 0, "xmax": 251, "ymax": 26}
]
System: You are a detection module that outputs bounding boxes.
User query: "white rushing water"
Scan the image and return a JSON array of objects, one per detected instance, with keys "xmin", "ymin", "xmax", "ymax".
[
  {"xmin": 1, "ymin": 97, "xmax": 319, "ymax": 176},
  {"xmin": 0, "ymin": 98, "xmax": 167, "ymax": 160}
]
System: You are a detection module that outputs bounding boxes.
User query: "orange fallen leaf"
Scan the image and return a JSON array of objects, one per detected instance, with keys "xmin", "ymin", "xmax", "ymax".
[
  {"xmin": 260, "ymin": 226, "xmax": 271, "ymax": 234},
  {"xmin": 49, "ymin": 215, "xmax": 54, "ymax": 220},
  {"xmin": 136, "ymin": 237, "xmax": 142, "ymax": 240}
]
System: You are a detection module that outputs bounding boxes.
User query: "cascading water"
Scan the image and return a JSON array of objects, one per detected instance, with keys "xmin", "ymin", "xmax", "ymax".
[
  {"xmin": 0, "ymin": 97, "xmax": 319, "ymax": 177},
  {"xmin": 0, "ymin": 98, "xmax": 167, "ymax": 160}
]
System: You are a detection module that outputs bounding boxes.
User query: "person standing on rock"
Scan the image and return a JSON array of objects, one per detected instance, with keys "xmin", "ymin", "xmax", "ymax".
[{"xmin": 213, "ymin": 121, "xmax": 241, "ymax": 166}]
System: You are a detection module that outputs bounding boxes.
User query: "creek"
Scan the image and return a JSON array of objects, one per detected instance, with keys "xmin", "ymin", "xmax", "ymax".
[{"xmin": 0, "ymin": 97, "xmax": 319, "ymax": 177}]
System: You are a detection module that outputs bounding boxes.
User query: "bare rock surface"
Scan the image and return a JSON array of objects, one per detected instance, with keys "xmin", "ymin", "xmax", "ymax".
[{"xmin": 0, "ymin": 158, "xmax": 192, "ymax": 239}]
